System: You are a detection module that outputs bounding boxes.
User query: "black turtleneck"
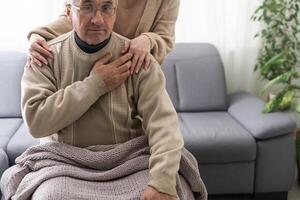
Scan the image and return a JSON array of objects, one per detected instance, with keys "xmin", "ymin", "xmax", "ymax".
[{"xmin": 75, "ymin": 32, "xmax": 111, "ymax": 54}]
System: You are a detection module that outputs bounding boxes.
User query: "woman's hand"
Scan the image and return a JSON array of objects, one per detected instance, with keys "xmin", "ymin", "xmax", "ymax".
[
  {"xmin": 27, "ymin": 34, "xmax": 53, "ymax": 67},
  {"xmin": 122, "ymin": 34, "xmax": 152, "ymax": 74}
]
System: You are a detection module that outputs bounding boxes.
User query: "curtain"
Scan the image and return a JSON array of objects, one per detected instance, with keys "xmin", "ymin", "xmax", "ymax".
[
  {"xmin": 0, "ymin": 0, "xmax": 262, "ymax": 94},
  {"xmin": 0, "ymin": 0, "xmax": 65, "ymax": 52},
  {"xmin": 175, "ymin": 0, "xmax": 262, "ymax": 94}
]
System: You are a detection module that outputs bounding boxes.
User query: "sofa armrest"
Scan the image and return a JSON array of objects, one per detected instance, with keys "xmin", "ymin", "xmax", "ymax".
[{"xmin": 228, "ymin": 92, "xmax": 297, "ymax": 140}]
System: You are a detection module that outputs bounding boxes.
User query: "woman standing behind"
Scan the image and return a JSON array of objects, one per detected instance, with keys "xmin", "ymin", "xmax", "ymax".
[{"xmin": 28, "ymin": 0, "xmax": 180, "ymax": 74}]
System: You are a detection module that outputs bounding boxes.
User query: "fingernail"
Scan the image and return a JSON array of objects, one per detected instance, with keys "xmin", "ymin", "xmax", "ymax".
[{"xmin": 135, "ymin": 70, "xmax": 139, "ymax": 74}]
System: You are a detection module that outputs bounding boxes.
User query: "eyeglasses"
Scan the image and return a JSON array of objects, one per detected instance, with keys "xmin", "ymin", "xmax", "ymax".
[{"xmin": 72, "ymin": 4, "xmax": 116, "ymax": 18}]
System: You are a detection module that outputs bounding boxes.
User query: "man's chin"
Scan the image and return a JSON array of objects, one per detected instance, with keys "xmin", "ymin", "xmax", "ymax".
[{"xmin": 86, "ymin": 36, "xmax": 108, "ymax": 45}]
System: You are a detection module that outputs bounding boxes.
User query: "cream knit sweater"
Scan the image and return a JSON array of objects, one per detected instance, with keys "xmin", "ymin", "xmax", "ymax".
[
  {"xmin": 21, "ymin": 31, "xmax": 184, "ymax": 197},
  {"xmin": 28, "ymin": 0, "xmax": 180, "ymax": 64}
]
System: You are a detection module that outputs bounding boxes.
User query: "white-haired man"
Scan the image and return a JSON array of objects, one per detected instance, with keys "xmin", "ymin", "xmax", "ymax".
[{"xmin": 19, "ymin": 0, "xmax": 186, "ymax": 199}]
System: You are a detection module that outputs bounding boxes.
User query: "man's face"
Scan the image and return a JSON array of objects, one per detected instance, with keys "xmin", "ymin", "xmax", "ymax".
[{"xmin": 69, "ymin": 0, "xmax": 116, "ymax": 45}]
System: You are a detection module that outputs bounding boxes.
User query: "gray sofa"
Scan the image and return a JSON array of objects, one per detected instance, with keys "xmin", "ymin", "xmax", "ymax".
[{"xmin": 0, "ymin": 44, "xmax": 296, "ymax": 200}]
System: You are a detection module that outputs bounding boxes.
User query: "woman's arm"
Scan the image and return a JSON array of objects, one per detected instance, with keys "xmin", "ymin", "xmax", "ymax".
[
  {"xmin": 27, "ymin": 7, "xmax": 72, "ymax": 41},
  {"xmin": 27, "ymin": 6, "xmax": 72, "ymax": 66},
  {"xmin": 142, "ymin": 0, "xmax": 180, "ymax": 64}
]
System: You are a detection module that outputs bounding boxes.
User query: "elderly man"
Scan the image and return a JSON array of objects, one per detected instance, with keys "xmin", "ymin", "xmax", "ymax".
[{"xmin": 0, "ymin": 0, "xmax": 207, "ymax": 199}]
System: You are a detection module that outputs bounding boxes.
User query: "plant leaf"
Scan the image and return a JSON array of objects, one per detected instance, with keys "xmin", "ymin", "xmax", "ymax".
[
  {"xmin": 262, "ymin": 89, "xmax": 288, "ymax": 113},
  {"xmin": 261, "ymin": 71, "xmax": 294, "ymax": 94},
  {"xmin": 278, "ymin": 89, "xmax": 295, "ymax": 110},
  {"xmin": 296, "ymin": 104, "xmax": 300, "ymax": 113},
  {"xmin": 260, "ymin": 52, "xmax": 285, "ymax": 76}
]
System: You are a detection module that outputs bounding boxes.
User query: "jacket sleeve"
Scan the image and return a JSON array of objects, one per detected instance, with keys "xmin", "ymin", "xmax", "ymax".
[
  {"xmin": 142, "ymin": 0, "xmax": 180, "ymax": 64},
  {"xmin": 27, "ymin": 11, "xmax": 72, "ymax": 41},
  {"xmin": 134, "ymin": 60, "xmax": 184, "ymax": 197},
  {"xmin": 21, "ymin": 57, "xmax": 107, "ymax": 138}
]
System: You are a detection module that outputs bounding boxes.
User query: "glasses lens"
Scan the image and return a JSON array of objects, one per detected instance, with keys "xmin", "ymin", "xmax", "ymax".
[
  {"xmin": 76, "ymin": 4, "xmax": 115, "ymax": 17},
  {"xmin": 101, "ymin": 6, "xmax": 114, "ymax": 17},
  {"xmin": 81, "ymin": 5, "xmax": 94, "ymax": 15}
]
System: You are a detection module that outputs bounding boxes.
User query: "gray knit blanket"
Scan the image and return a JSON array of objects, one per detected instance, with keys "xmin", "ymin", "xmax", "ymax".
[{"xmin": 0, "ymin": 136, "xmax": 207, "ymax": 200}]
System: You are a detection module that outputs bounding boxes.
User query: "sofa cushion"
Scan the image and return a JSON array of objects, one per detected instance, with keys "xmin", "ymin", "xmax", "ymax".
[
  {"xmin": 161, "ymin": 60, "xmax": 179, "ymax": 109},
  {"xmin": 0, "ymin": 118, "xmax": 23, "ymax": 150},
  {"xmin": 162, "ymin": 43, "xmax": 228, "ymax": 111},
  {"xmin": 7, "ymin": 123, "xmax": 39, "ymax": 165},
  {"xmin": 0, "ymin": 52, "xmax": 27, "ymax": 118},
  {"xmin": 175, "ymin": 58, "xmax": 227, "ymax": 111},
  {"xmin": 178, "ymin": 112, "xmax": 256, "ymax": 164}
]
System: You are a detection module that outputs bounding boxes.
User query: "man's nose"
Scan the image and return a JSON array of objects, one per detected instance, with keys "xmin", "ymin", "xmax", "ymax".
[{"xmin": 91, "ymin": 10, "xmax": 105, "ymax": 25}]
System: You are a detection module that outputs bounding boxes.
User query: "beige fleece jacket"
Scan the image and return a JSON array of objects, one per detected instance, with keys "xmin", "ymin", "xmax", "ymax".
[
  {"xmin": 28, "ymin": 0, "xmax": 180, "ymax": 64},
  {"xmin": 21, "ymin": 31, "xmax": 184, "ymax": 197}
]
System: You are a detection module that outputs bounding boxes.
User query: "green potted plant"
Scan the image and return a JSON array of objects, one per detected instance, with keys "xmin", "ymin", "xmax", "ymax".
[
  {"xmin": 251, "ymin": 0, "xmax": 300, "ymax": 113},
  {"xmin": 251, "ymin": 0, "xmax": 300, "ymax": 184}
]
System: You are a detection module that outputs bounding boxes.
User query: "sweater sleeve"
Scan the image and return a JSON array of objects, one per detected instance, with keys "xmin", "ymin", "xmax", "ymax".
[
  {"xmin": 135, "ymin": 60, "xmax": 184, "ymax": 197},
  {"xmin": 142, "ymin": 0, "xmax": 180, "ymax": 64},
  {"xmin": 27, "ymin": 12, "xmax": 72, "ymax": 41},
  {"xmin": 21, "ymin": 59, "xmax": 107, "ymax": 138}
]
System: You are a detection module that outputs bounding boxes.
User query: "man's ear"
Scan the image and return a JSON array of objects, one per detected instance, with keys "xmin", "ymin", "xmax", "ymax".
[{"xmin": 66, "ymin": 5, "xmax": 72, "ymax": 22}]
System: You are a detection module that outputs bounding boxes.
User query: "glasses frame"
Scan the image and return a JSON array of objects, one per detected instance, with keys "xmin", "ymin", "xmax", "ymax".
[{"xmin": 71, "ymin": 4, "xmax": 117, "ymax": 18}]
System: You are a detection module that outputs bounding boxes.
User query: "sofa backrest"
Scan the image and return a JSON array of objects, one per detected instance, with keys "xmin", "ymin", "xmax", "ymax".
[
  {"xmin": 0, "ymin": 52, "xmax": 27, "ymax": 118},
  {"xmin": 161, "ymin": 43, "xmax": 228, "ymax": 112}
]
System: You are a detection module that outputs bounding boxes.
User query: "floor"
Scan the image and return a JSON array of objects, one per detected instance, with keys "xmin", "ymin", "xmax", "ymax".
[{"xmin": 288, "ymin": 179, "xmax": 300, "ymax": 200}]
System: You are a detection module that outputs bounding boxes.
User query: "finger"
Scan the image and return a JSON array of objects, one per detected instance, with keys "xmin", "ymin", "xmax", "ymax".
[
  {"xmin": 122, "ymin": 41, "xmax": 130, "ymax": 53},
  {"xmin": 95, "ymin": 53, "xmax": 112, "ymax": 65},
  {"xmin": 39, "ymin": 40, "xmax": 53, "ymax": 53},
  {"xmin": 130, "ymin": 54, "xmax": 139, "ymax": 74},
  {"xmin": 118, "ymin": 69, "xmax": 130, "ymax": 81},
  {"xmin": 25, "ymin": 57, "xmax": 31, "ymax": 68},
  {"xmin": 30, "ymin": 49, "xmax": 48, "ymax": 65},
  {"xmin": 144, "ymin": 55, "xmax": 151, "ymax": 70},
  {"xmin": 135, "ymin": 54, "xmax": 146, "ymax": 73},
  {"xmin": 117, "ymin": 61, "xmax": 131, "ymax": 74},
  {"xmin": 148, "ymin": 59, "xmax": 153, "ymax": 69},
  {"xmin": 29, "ymin": 57, "xmax": 35, "ymax": 68},
  {"xmin": 111, "ymin": 53, "xmax": 133, "ymax": 67},
  {"xmin": 32, "ymin": 42, "xmax": 53, "ymax": 59},
  {"xmin": 30, "ymin": 55, "xmax": 42, "ymax": 67}
]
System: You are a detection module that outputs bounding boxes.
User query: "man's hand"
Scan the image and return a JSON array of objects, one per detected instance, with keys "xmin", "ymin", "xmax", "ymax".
[
  {"xmin": 140, "ymin": 186, "xmax": 177, "ymax": 200},
  {"xmin": 27, "ymin": 34, "xmax": 53, "ymax": 67},
  {"xmin": 92, "ymin": 52, "xmax": 132, "ymax": 91},
  {"xmin": 122, "ymin": 35, "xmax": 152, "ymax": 74}
]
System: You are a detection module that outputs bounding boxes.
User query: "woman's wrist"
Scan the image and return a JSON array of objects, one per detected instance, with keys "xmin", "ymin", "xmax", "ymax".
[{"xmin": 141, "ymin": 33, "xmax": 153, "ymax": 50}]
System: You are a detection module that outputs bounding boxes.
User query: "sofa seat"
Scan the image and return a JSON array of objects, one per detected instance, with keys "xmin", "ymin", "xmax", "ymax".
[
  {"xmin": 178, "ymin": 112, "xmax": 256, "ymax": 164},
  {"xmin": 7, "ymin": 123, "xmax": 39, "ymax": 165},
  {"xmin": 0, "ymin": 118, "xmax": 23, "ymax": 150}
]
